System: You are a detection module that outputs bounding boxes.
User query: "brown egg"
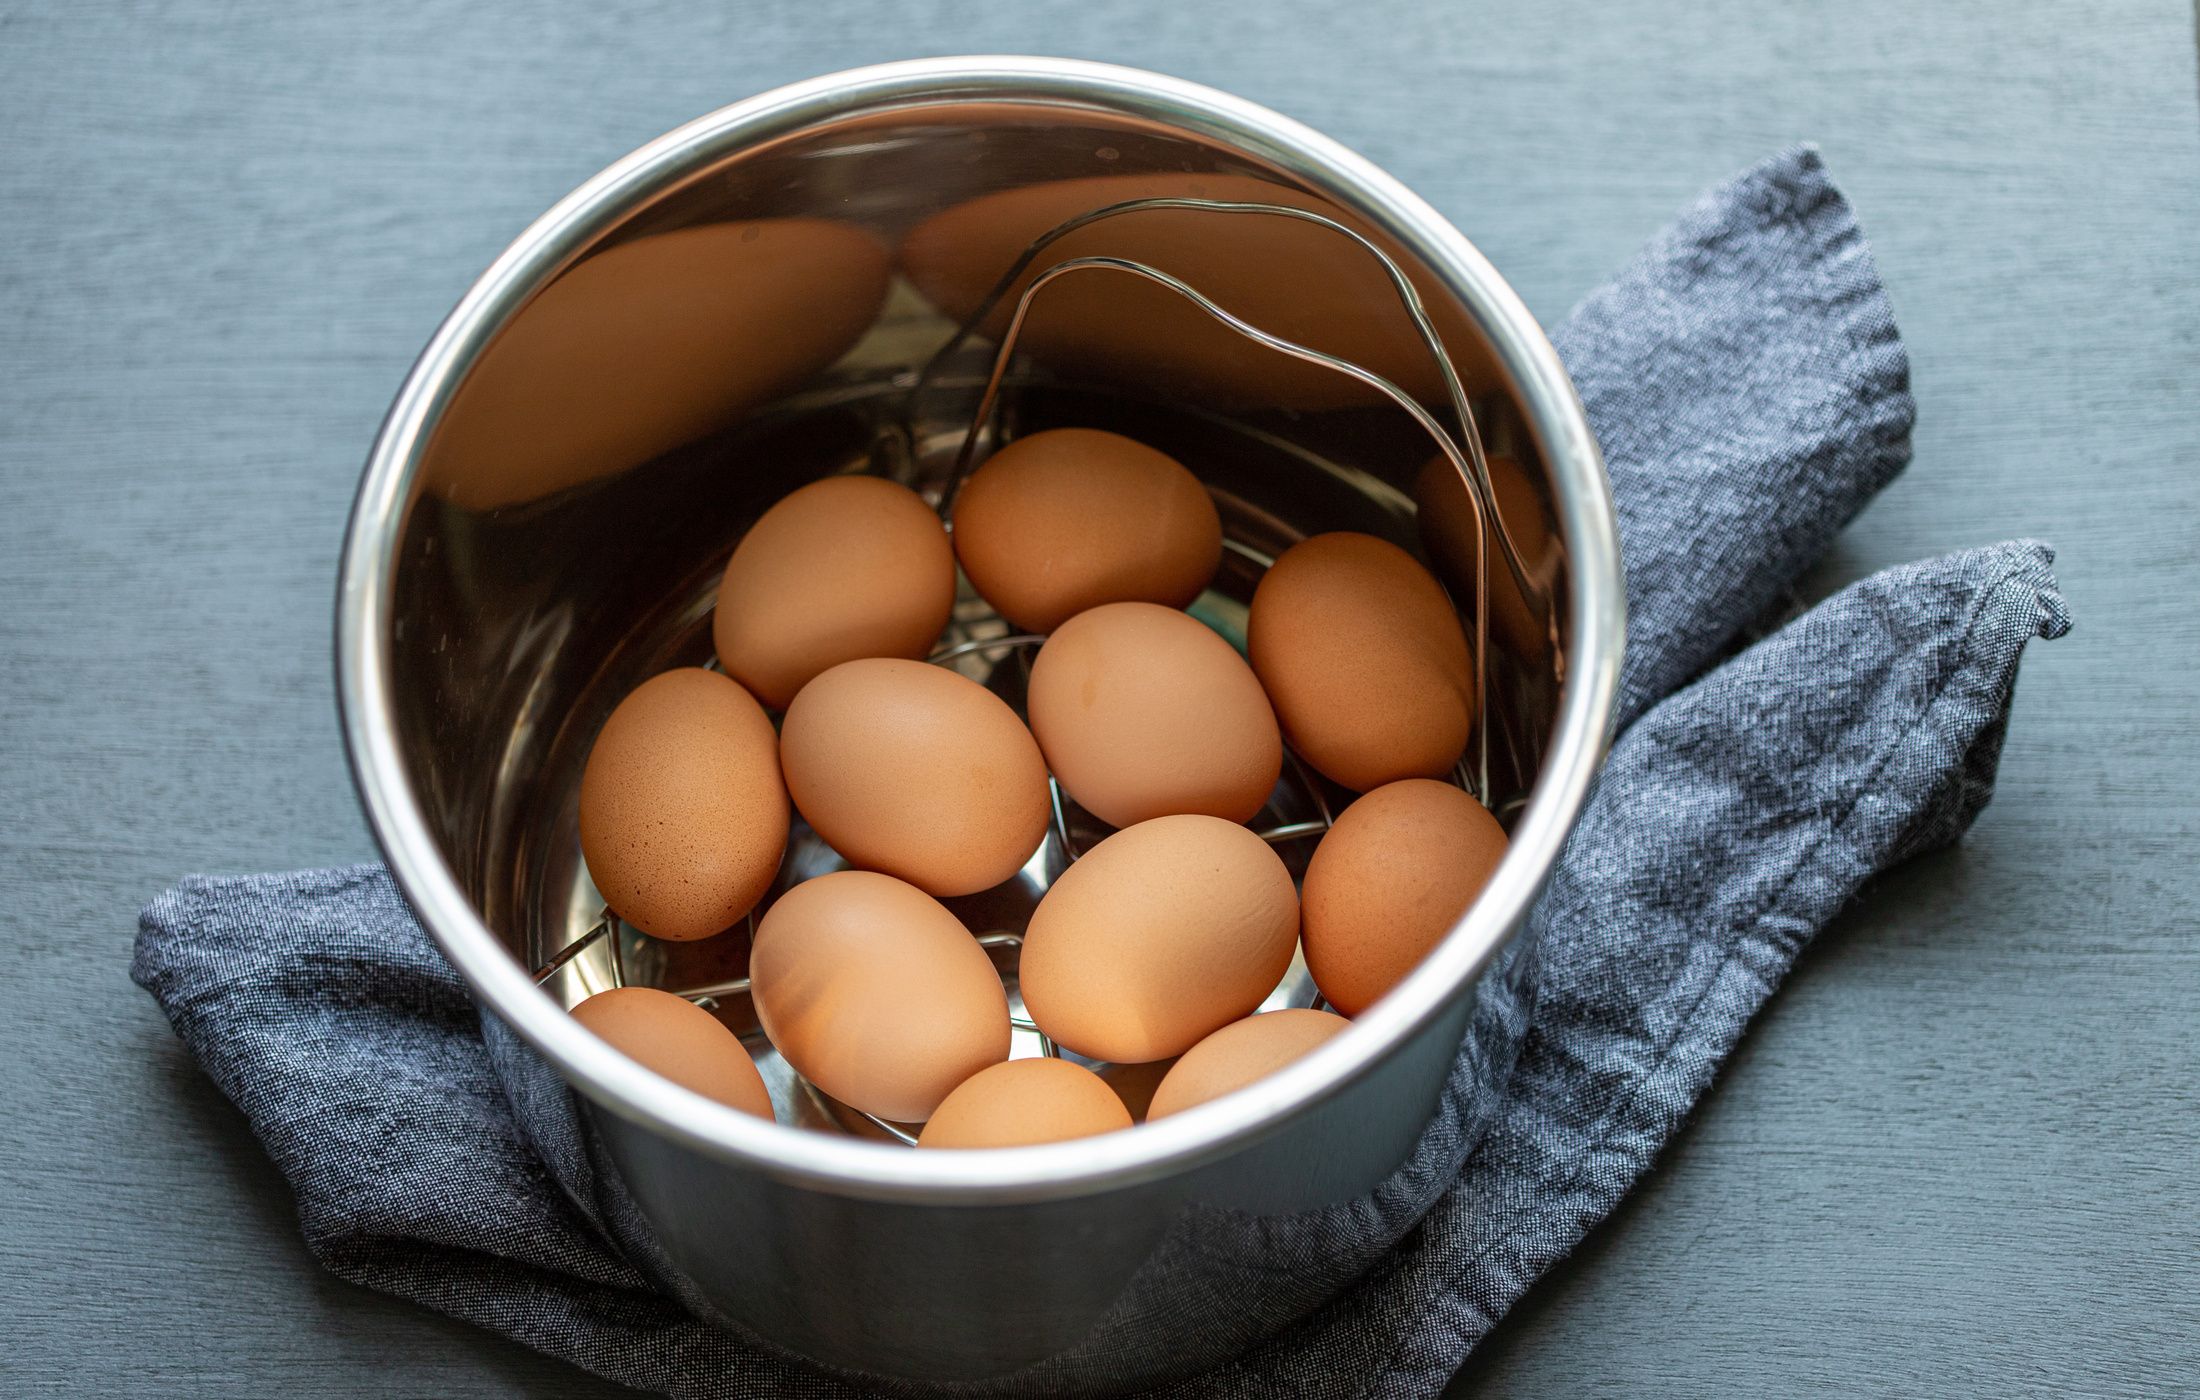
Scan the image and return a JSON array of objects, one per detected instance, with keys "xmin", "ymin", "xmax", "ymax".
[
  {"xmin": 1413, "ymin": 453, "xmax": 1557, "ymax": 661},
  {"xmin": 779, "ymin": 658, "xmax": 1051, "ymax": 897},
  {"xmin": 1247, "ymin": 532, "xmax": 1475, "ymax": 792},
  {"xmin": 1021, "ymin": 815, "xmax": 1299, "ymax": 1063},
  {"xmin": 1302, "ymin": 779, "xmax": 1508, "ymax": 1015},
  {"xmin": 915, "ymin": 1058, "xmax": 1134, "ymax": 1149},
  {"xmin": 713, "ymin": 475, "xmax": 956, "ymax": 710},
  {"xmin": 1027, "ymin": 603, "xmax": 1282, "ymax": 829},
  {"xmin": 578, "ymin": 668, "xmax": 788, "ymax": 941},
  {"xmin": 749, "ymin": 871, "xmax": 1010, "ymax": 1123},
  {"xmin": 1146, "ymin": 1008, "xmax": 1351, "ymax": 1120},
  {"xmin": 424, "ymin": 220, "xmax": 890, "ymax": 510},
  {"xmin": 951, "ymin": 428, "xmax": 1222, "ymax": 633},
  {"xmin": 571, "ymin": 986, "xmax": 774, "ymax": 1119},
  {"xmin": 899, "ymin": 173, "xmax": 1499, "ymax": 412}
]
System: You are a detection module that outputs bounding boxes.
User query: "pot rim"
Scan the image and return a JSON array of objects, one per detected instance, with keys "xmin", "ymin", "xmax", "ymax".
[{"xmin": 335, "ymin": 55, "xmax": 1623, "ymax": 1205}]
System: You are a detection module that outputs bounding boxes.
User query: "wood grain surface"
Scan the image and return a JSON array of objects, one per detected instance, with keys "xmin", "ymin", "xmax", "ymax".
[{"xmin": 1, "ymin": 1, "xmax": 2194, "ymax": 1395}]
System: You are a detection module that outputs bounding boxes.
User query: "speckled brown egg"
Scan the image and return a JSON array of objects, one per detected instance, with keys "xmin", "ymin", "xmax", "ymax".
[
  {"xmin": 1020, "ymin": 814, "xmax": 1299, "ymax": 1064},
  {"xmin": 779, "ymin": 658, "xmax": 1051, "ymax": 897},
  {"xmin": 749, "ymin": 870, "xmax": 1010, "ymax": 1123},
  {"xmin": 1027, "ymin": 602, "xmax": 1281, "ymax": 829},
  {"xmin": 571, "ymin": 986, "xmax": 775, "ymax": 1119},
  {"xmin": 1146, "ymin": 1008, "xmax": 1351, "ymax": 1120},
  {"xmin": 915, "ymin": 1058, "xmax": 1134, "ymax": 1149},
  {"xmin": 1301, "ymin": 779, "xmax": 1508, "ymax": 1015},
  {"xmin": 713, "ymin": 475, "xmax": 956, "ymax": 710},
  {"xmin": 578, "ymin": 667, "xmax": 787, "ymax": 941},
  {"xmin": 1247, "ymin": 532, "xmax": 1475, "ymax": 792},
  {"xmin": 951, "ymin": 428, "xmax": 1222, "ymax": 633}
]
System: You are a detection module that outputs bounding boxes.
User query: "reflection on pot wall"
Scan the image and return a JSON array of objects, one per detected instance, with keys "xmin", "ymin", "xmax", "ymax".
[
  {"xmin": 420, "ymin": 219, "xmax": 890, "ymax": 510},
  {"xmin": 900, "ymin": 171, "xmax": 1499, "ymax": 412}
]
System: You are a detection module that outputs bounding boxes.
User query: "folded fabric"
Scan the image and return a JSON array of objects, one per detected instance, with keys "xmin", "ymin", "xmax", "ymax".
[{"xmin": 133, "ymin": 146, "xmax": 2067, "ymax": 1398}]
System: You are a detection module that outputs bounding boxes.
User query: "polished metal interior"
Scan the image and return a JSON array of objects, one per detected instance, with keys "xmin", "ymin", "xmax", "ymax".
[
  {"xmin": 339, "ymin": 58, "xmax": 1619, "ymax": 1385},
  {"xmin": 391, "ymin": 172, "xmax": 1572, "ymax": 1012},
  {"xmin": 519, "ymin": 190, "xmax": 1550, "ymax": 1143}
]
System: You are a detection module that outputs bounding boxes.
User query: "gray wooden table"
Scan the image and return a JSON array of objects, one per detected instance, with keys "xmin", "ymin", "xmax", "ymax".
[{"xmin": 4, "ymin": 2, "xmax": 2195, "ymax": 1394}]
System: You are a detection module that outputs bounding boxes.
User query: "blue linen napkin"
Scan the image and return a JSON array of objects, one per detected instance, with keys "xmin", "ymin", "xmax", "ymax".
[{"xmin": 132, "ymin": 146, "xmax": 2067, "ymax": 1398}]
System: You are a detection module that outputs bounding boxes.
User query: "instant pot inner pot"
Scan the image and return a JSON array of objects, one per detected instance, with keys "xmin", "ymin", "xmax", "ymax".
[{"xmin": 387, "ymin": 100, "xmax": 1572, "ymax": 1142}]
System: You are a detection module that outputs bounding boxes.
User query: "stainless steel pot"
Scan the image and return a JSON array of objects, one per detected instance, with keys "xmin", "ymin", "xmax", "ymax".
[{"xmin": 337, "ymin": 56, "xmax": 1622, "ymax": 1391}]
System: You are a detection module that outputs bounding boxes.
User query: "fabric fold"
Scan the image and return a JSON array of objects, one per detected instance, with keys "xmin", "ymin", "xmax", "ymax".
[{"xmin": 1552, "ymin": 143, "xmax": 1917, "ymax": 728}]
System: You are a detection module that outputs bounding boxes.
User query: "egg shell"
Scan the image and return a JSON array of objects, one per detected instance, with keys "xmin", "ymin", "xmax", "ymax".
[
  {"xmin": 1027, "ymin": 602, "xmax": 1282, "ymax": 829},
  {"xmin": 951, "ymin": 428, "xmax": 1222, "ymax": 633},
  {"xmin": 713, "ymin": 475, "xmax": 956, "ymax": 710},
  {"xmin": 1020, "ymin": 814, "xmax": 1300, "ymax": 1064},
  {"xmin": 779, "ymin": 658, "xmax": 1052, "ymax": 897},
  {"xmin": 915, "ymin": 1058, "xmax": 1134, "ymax": 1149},
  {"xmin": 1301, "ymin": 779, "xmax": 1508, "ymax": 1015},
  {"xmin": 423, "ymin": 220, "xmax": 890, "ymax": 510},
  {"xmin": 578, "ymin": 667, "xmax": 788, "ymax": 941},
  {"xmin": 571, "ymin": 986, "xmax": 775, "ymax": 1119},
  {"xmin": 1247, "ymin": 532, "xmax": 1475, "ymax": 792},
  {"xmin": 749, "ymin": 870, "xmax": 1011, "ymax": 1123},
  {"xmin": 1146, "ymin": 1008, "xmax": 1351, "ymax": 1120}
]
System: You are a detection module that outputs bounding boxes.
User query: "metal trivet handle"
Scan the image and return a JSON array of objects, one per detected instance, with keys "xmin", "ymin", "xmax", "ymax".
[{"xmin": 915, "ymin": 195, "xmax": 1545, "ymax": 804}]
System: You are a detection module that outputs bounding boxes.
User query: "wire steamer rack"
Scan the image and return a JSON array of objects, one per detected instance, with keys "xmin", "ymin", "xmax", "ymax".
[{"xmin": 531, "ymin": 196, "xmax": 1548, "ymax": 1144}]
